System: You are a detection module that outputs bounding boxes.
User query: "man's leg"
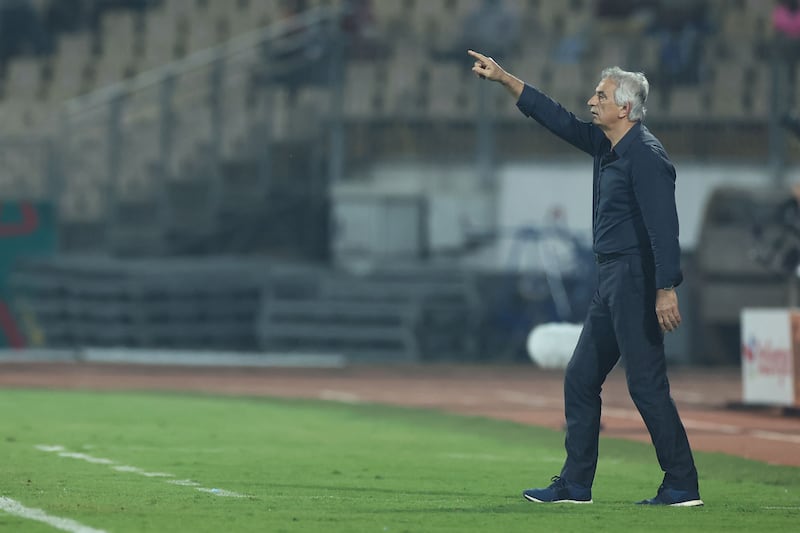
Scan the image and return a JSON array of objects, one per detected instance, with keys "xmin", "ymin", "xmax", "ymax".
[
  {"xmin": 559, "ymin": 288, "xmax": 621, "ymax": 488},
  {"xmin": 612, "ymin": 256, "xmax": 698, "ymax": 491}
]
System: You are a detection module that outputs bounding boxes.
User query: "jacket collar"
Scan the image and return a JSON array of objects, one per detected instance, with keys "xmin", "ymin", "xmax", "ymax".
[{"xmin": 611, "ymin": 120, "xmax": 641, "ymax": 156}]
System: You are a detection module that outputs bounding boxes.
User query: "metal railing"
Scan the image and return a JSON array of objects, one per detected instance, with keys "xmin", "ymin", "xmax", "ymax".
[{"xmin": 1, "ymin": 6, "xmax": 345, "ymax": 255}]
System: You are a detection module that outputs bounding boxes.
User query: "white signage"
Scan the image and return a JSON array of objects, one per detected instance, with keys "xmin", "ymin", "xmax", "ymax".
[{"xmin": 741, "ymin": 309, "xmax": 796, "ymax": 406}]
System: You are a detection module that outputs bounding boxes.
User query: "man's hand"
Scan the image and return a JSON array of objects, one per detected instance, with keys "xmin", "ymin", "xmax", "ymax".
[
  {"xmin": 655, "ymin": 289, "xmax": 681, "ymax": 333},
  {"xmin": 467, "ymin": 49, "xmax": 524, "ymax": 99},
  {"xmin": 468, "ymin": 49, "xmax": 504, "ymax": 81}
]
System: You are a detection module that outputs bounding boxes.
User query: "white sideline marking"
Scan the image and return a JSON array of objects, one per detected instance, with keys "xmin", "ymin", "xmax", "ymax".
[
  {"xmin": 196, "ymin": 488, "xmax": 248, "ymax": 498},
  {"xmin": 750, "ymin": 431, "xmax": 800, "ymax": 444},
  {"xmin": 167, "ymin": 479, "xmax": 201, "ymax": 487},
  {"xmin": 111, "ymin": 466, "xmax": 173, "ymax": 478},
  {"xmin": 0, "ymin": 496, "xmax": 106, "ymax": 533},
  {"xmin": 495, "ymin": 390, "xmax": 558, "ymax": 408},
  {"xmin": 35, "ymin": 445, "xmax": 66, "ymax": 453},
  {"xmin": 58, "ymin": 453, "xmax": 115, "ymax": 465},
  {"xmin": 763, "ymin": 506, "xmax": 800, "ymax": 510},
  {"xmin": 36, "ymin": 445, "xmax": 249, "ymax": 498},
  {"xmin": 671, "ymin": 389, "xmax": 709, "ymax": 404},
  {"xmin": 680, "ymin": 419, "xmax": 741, "ymax": 434},
  {"xmin": 319, "ymin": 390, "xmax": 361, "ymax": 403},
  {"xmin": 600, "ymin": 407, "xmax": 644, "ymax": 422}
]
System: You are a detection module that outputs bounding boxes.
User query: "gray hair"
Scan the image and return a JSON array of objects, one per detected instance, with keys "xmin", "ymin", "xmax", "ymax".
[{"xmin": 600, "ymin": 66, "xmax": 649, "ymax": 122}]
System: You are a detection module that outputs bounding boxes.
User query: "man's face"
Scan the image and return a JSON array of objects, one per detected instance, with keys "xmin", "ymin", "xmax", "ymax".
[{"xmin": 587, "ymin": 78, "xmax": 626, "ymax": 130}]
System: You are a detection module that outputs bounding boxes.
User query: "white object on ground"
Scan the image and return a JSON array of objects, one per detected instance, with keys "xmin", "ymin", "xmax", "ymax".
[{"xmin": 526, "ymin": 322, "xmax": 583, "ymax": 369}]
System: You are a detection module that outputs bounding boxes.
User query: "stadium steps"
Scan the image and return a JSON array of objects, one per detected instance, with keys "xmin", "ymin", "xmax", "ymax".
[{"xmin": 257, "ymin": 267, "xmax": 482, "ymax": 362}]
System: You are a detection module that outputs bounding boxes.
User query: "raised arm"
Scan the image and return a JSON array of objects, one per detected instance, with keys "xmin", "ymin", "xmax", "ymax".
[
  {"xmin": 468, "ymin": 49, "xmax": 605, "ymax": 156},
  {"xmin": 468, "ymin": 49, "xmax": 524, "ymax": 100}
]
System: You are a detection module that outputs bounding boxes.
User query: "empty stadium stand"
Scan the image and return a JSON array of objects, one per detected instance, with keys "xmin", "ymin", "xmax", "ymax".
[{"xmin": 0, "ymin": 0, "xmax": 793, "ymax": 362}]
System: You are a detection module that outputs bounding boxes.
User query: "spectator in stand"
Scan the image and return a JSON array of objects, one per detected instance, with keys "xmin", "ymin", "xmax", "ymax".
[
  {"xmin": 87, "ymin": 0, "xmax": 158, "ymax": 30},
  {"xmin": 43, "ymin": 0, "xmax": 87, "ymax": 35},
  {"xmin": 774, "ymin": 0, "xmax": 800, "ymax": 41},
  {"xmin": 773, "ymin": 0, "xmax": 800, "ymax": 104},
  {"xmin": 262, "ymin": 0, "xmax": 327, "ymax": 101},
  {"xmin": 460, "ymin": 0, "xmax": 520, "ymax": 61},
  {"xmin": 586, "ymin": 0, "xmax": 657, "ymax": 68},
  {"xmin": 0, "ymin": 0, "xmax": 49, "ymax": 68},
  {"xmin": 651, "ymin": 0, "xmax": 711, "ymax": 89},
  {"xmin": 340, "ymin": 0, "xmax": 384, "ymax": 59},
  {"xmin": 273, "ymin": 0, "xmax": 317, "ymax": 62}
]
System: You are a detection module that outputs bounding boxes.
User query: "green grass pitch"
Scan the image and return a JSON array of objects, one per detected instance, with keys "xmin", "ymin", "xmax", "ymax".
[{"xmin": 0, "ymin": 388, "xmax": 798, "ymax": 532}]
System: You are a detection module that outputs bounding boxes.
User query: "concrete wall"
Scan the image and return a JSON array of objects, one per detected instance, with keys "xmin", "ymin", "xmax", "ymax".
[{"xmin": 336, "ymin": 160, "xmax": 798, "ymax": 271}]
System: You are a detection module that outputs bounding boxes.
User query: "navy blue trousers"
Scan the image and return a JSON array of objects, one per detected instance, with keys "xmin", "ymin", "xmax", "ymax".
[{"xmin": 559, "ymin": 254, "xmax": 698, "ymax": 490}]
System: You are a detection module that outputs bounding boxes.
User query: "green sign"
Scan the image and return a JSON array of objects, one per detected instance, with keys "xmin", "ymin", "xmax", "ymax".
[{"xmin": 0, "ymin": 202, "xmax": 56, "ymax": 347}]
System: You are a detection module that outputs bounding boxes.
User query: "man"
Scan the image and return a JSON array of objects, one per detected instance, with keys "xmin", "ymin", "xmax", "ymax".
[{"xmin": 467, "ymin": 49, "xmax": 702, "ymax": 507}]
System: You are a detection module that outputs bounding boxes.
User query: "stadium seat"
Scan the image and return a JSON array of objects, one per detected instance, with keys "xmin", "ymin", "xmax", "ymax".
[
  {"xmin": 550, "ymin": 62, "xmax": 589, "ymax": 111},
  {"xmin": 59, "ymin": 117, "xmax": 112, "ymax": 195},
  {"xmin": 3, "ymin": 58, "xmax": 43, "ymax": 100},
  {"xmin": 384, "ymin": 52, "xmax": 428, "ymax": 119},
  {"xmin": 242, "ymin": 0, "xmax": 281, "ymax": 29},
  {"xmin": 722, "ymin": 7, "xmax": 763, "ymax": 40},
  {"xmin": 219, "ymin": 72, "xmax": 253, "ymax": 158},
  {"xmin": 50, "ymin": 33, "xmax": 94, "ymax": 100},
  {"xmin": 225, "ymin": 1, "xmax": 260, "ymax": 34},
  {"xmin": 343, "ymin": 61, "xmax": 379, "ymax": 120},
  {"xmin": 59, "ymin": 186, "xmax": 105, "ymax": 221},
  {"xmin": 186, "ymin": 12, "xmax": 222, "ymax": 52},
  {"xmin": 141, "ymin": 7, "xmax": 180, "ymax": 71},
  {"xmin": 91, "ymin": 46, "xmax": 135, "ymax": 88},
  {"xmin": 0, "ymin": 101, "xmax": 54, "ymax": 134},
  {"xmin": 745, "ymin": 78, "xmax": 769, "ymax": 119},
  {"xmin": 165, "ymin": 0, "xmax": 195, "ymax": 18},
  {"xmin": 0, "ymin": 128, "xmax": 51, "ymax": 197},
  {"xmin": 426, "ymin": 61, "xmax": 468, "ymax": 120},
  {"xmin": 371, "ymin": 0, "xmax": 407, "ymax": 37},
  {"xmin": 665, "ymin": 86, "xmax": 705, "ymax": 120},
  {"xmin": 99, "ymin": 10, "xmax": 139, "ymax": 61}
]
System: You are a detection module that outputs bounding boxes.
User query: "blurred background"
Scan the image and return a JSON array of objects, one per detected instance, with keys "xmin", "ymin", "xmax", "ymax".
[{"xmin": 0, "ymin": 0, "xmax": 798, "ymax": 367}]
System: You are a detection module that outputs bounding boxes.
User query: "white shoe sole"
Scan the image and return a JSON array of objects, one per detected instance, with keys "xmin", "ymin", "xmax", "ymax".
[
  {"xmin": 669, "ymin": 499, "xmax": 704, "ymax": 507},
  {"xmin": 523, "ymin": 494, "xmax": 593, "ymax": 504}
]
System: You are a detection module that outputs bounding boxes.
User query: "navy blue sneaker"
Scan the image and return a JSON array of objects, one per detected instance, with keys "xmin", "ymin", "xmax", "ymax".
[
  {"xmin": 523, "ymin": 476, "xmax": 592, "ymax": 504},
  {"xmin": 636, "ymin": 485, "xmax": 704, "ymax": 507}
]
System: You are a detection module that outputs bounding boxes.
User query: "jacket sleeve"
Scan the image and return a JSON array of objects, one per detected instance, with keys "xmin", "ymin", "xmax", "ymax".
[
  {"xmin": 516, "ymin": 83, "xmax": 605, "ymax": 156},
  {"xmin": 630, "ymin": 144, "xmax": 683, "ymax": 288}
]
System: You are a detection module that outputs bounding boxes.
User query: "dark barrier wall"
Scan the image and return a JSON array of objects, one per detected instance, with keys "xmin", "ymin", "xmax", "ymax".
[{"xmin": 0, "ymin": 202, "xmax": 56, "ymax": 347}]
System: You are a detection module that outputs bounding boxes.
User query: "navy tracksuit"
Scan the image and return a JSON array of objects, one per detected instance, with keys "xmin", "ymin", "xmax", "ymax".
[{"xmin": 516, "ymin": 85, "xmax": 699, "ymax": 491}]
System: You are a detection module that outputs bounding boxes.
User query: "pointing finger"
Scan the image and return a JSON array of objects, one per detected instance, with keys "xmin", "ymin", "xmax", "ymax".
[{"xmin": 467, "ymin": 49, "xmax": 487, "ymax": 62}]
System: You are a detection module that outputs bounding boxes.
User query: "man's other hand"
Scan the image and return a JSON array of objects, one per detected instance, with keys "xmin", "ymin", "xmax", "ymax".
[{"xmin": 656, "ymin": 289, "xmax": 681, "ymax": 333}]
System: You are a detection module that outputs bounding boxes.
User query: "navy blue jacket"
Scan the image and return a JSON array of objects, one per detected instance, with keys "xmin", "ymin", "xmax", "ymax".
[{"xmin": 516, "ymin": 83, "xmax": 683, "ymax": 289}]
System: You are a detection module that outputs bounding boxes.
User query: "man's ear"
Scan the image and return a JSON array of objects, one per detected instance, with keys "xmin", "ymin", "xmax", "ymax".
[{"xmin": 619, "ymin": 103, "xmax": 630, "ymax": 119}]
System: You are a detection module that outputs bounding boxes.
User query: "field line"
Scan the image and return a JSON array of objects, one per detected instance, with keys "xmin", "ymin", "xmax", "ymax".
[
  {"xmin": 0, "ymin": 496, "xmax": 107, "ymax": 533},
  {"xmin": 763, "ymin": 506, "xmax": 800, "ymax": 510},
  {"xmin": 494, "ymin": 390, "xmax": 558, "ymax": 408},
  {"xmin": 319, "ymin": 390, "xmax": 361, "ymax": 403},
  {"xmin": 35, "ymin": 444, "xmax": 248, "ymax": 498},
  {"xmin": 749, "ymin": 431, "xmax": 800, "ymax": 444}
]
